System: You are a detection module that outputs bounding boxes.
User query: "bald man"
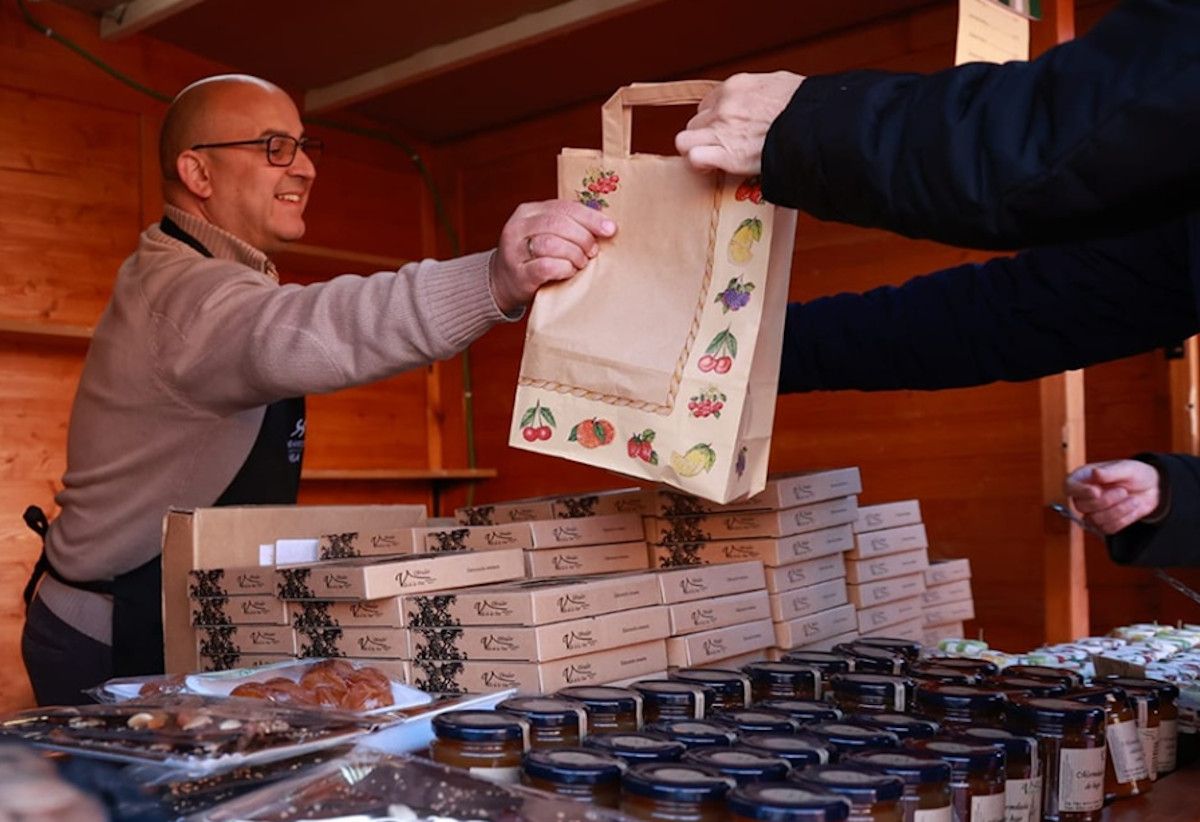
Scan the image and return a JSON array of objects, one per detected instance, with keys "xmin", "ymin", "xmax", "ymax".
[{"xmin": 21, "ymin": 74, "xmax": 615, "ymax": 704}]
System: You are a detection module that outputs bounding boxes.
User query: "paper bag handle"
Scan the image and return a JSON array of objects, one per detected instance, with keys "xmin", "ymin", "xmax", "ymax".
[{"xmin": 601, "ymin": 80, "xmax": 719, "ymax": 157}]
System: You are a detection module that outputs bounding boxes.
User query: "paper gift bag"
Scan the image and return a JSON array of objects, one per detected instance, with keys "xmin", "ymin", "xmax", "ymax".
[{"xmin": 509, "ymin": 81, "xmax": 796, "ymax": 503}]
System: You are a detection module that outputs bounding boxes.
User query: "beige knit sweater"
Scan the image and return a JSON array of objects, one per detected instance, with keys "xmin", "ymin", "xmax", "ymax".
[{"xmin": 39, "ymin": 206, "xmax": 507, "ymax": 643}]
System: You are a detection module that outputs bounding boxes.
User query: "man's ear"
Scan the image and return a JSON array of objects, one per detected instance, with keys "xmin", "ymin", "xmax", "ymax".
[{"xmin": 176, "ymin": 150, "xmax": 213, "ymax": 199}]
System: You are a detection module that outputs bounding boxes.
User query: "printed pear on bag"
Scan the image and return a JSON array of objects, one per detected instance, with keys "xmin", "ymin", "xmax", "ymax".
[{"xmin": 509, "ymin": 82, "xmax": 796, "ymax": 503}]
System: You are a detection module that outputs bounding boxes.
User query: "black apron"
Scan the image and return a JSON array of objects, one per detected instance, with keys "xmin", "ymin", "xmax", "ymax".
[{"xmin": 24, "ymin": 215, "xmax": 305, "ymax": 676}]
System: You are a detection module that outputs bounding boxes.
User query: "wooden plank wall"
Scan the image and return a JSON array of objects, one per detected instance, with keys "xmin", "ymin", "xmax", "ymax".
[
  {"xmin": 434, "ymin": 0, "xmax": 1178, "ymax": 652},
  {"xmin": 0, "ymin": 2, "xmax": 440, "ymax": 709}
]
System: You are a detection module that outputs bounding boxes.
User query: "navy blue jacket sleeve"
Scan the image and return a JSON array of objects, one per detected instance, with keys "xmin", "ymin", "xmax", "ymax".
[
  {"xmin": 780, "ymin": 217, "xmax": 1197, "ymax": 393},
  {"xmin": 1108, "ymin": 453, "xmax": 1200, "ymax": 566},
  {"xmin": 762, "ymin": 0, "xmax": 1200, "ymax": 250}
]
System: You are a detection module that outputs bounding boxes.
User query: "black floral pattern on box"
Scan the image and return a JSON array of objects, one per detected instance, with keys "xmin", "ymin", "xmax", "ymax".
[
  {"xmin": 459, "ymin": 506, "xmax": 495, "ymax": 526},
  {"xmin": 554, "ymin": 496, "xmax": 599, "ymax": 518},
  {"xmin": 319, "ymin": 531, "xmax": 361, "ymax": 560},
  {"xmin": 657, "ymin": 517, "xmax": 710, "ymax": 546},
  {"xmin": 413, "ymin": 660, "xmax": 466, "ymax": 694},
  {"xmin": 191, "ymin": 596, "xmax": 233, "ymax": 627},
  {"xmin": 291, "ymin": 601, "xmax": 336, "ymax": 631},
  {"xmin": 188, "ymin": 569, "xmax": 228, "ymax": 599},
  {"xmin": 425, "ymin": 529, "xmax": 469, "ymax": 552},
  {"xmin": 659, "ymin": 493, "xmax": 709, "ymax": 517},
  {"xmin": 197, "ymin": 625, "xmax": 237, "ymax": 659},
  {"xmin": 658, "ymin": 543, "xmax": 707, "ymax": 568},
  {"xmin": 277, "ymin": 567, "xmax": 315, "ymax": 599},
  {"xmin": 412, "ymin": 627, "xmax": 465, "ymax": 661},
  {"xmin": 297, "ymin": 626, "xmax": 347, "ymax": 658},
  {"xmin": 406, "ymin": 594, "xmax": 460, "ymax": 628}
]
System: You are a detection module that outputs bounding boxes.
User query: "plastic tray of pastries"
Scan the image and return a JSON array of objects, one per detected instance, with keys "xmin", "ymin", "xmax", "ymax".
[
  {"xmin": 198, "ymin": 750, "xmax": 634, "ymax": 821},
  {"xmin": 0, "ymin": 695, "xmax": 371, "ymax": 776}
]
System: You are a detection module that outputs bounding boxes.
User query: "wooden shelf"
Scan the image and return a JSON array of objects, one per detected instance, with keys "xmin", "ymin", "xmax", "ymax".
[
  {"xmin": 278, "ymin": 243, "xmax": 409, "ymax": 271},
  {"xmin": 301, "ymin": 467, "xmax": 496, "ymax": 481},
  {"xmin": 0, "ymin": 318, "xmax": 93, "ymax": 341}
]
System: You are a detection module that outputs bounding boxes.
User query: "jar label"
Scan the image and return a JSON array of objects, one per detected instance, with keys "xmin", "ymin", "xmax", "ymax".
[
  {"xmin": 1160, "ymin": 719, "xmax": 1178, "ymax": 771},
  {"xmin": 469, "ymin": 765, "xmax": 521, "ymax": 784},
  {"xmin": 914, "ymin": 806, "xmax": 952, "ymax": 822},
  {"xmin": 1005, "ymin": 776, "xmax": 1041, "ymax": 822},
  {"xmin": 969, "ymin": 791, "xmax": 1005, "ymax": 822},
  {"xmin": 1057, "ymin": 746, "xmax": 1105, "ymax": 812},
  {"xmin": 1106, "ymin": 718, "xmax": 1149, "ymax": 784},
  {"xmin": 1138, "ymin": 725, "xmax": 1159, "ymax": 780},
  {"xmin": 893, "ymin": 685, "xmax": 906, "ymax": 712}
]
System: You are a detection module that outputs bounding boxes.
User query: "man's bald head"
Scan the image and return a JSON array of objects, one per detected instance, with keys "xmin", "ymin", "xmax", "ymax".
[{"xmin": 159, "ymin": 74, "xmax": 288, "ymax": 181}]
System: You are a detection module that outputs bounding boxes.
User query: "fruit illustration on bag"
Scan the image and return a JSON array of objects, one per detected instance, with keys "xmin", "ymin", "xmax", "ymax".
[
  {"xmin": 735, "ymin": 176, "xmax": 764, "ymax": 204},
  {"xmin": 715, "ymin": 276, "xmax": 755, "ymax": 313},
  {"xmin": 697, "ymin": 328, "xmax": 737, "ymax": 374},
  {"xmin": 735, "ymin": 446, "xmax": 748, "ymax": 477},
  {"xmin": 518, "ymin": 401, "xmax": 556, "ymax": 442},
  {"xmin": 578, "ymin": 168, "xmax": 619, "ymax": 210},
  {"xmin": 670, "ymin": 444, "xmax": 717, "ymax": 478},
  {"xmin": 627, "ymin": 430, "xmax": 658, "ymax": 465},
  {"xmin": 688, "ymin": 387, "xmax": 727, "ymax": 419},
  {"xmin": 727, "ymin": 217, "xmax": 762, "ymax": 264},
  {"xmin": 569, "ymin": 418, "xmax": 615, "ymax": 448}
]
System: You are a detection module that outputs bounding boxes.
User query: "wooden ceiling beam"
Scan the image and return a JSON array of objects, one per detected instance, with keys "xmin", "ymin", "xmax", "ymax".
[
  {"xmin": 304, "ymin": 0, "xmax": 662, "ymax": 114},
  {"xmin": 100, "ymin": 0, "xmax": 205, "ymax": 40}
]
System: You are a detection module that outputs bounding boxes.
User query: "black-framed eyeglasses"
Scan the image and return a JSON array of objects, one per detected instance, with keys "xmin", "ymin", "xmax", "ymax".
[{"xmin": 190, "ymin": 134, "xmax": 323, "ymax": 167}]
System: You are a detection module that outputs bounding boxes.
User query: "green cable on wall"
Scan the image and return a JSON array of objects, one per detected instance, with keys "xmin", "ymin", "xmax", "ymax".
[{"xmin": 16, "ymin": 0, "xmax": 482, "ymax": 506}]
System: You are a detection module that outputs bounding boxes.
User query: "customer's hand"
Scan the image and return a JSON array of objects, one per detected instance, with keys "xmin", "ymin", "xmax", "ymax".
[
  {"xmin": 490, "ymin": 199, "xmax": 617, "ymax": 314},
  {"xmin": 1064, "ymin": 459, "xmax": 1164, "ymax": 535},
  {"xmin": 675, "ymin": 71, "xmax": 805, "ymax": 176}
]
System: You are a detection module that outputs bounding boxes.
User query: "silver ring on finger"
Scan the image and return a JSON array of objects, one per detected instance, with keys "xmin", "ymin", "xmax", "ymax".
[{"xmin": 525, "ymin": 235, "xmax": 537, "ymax": 261}]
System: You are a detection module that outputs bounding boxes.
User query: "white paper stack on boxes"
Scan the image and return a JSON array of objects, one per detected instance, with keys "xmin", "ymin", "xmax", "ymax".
[
  {"xmin": 641, "ymin": 469, "xmax": 862, "ymax": 661},
  {"xmin": 845, "ymin": 500, "xmax": 930, "ymax": 644},
  {"xmin": 922, "ymin": 558, "xmax": 975, "ymax": 645}
]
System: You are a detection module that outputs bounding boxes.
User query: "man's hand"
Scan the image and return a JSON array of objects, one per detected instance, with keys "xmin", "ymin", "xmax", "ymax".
[
  {"xmin": 1064, "ymin": 459, "xmax": 1164, "ymax": 535},
  {"xmin": 490, "ymin": 200, "xmax": 616, "ymax": 314},
  {"xmin": 675, "ymin": 71, "xmax": 805, "ymax": 176}
]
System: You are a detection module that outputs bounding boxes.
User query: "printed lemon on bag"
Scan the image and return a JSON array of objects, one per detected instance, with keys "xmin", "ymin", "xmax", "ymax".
[
  {"xmin": 670, "ymin": 444, "xmax": 717, "ymax": 477},
  {"xmin": 727, "ymin": 217, "xmax": 763, "ymax": 264}
]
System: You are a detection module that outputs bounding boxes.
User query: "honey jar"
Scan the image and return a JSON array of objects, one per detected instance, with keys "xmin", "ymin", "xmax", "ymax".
[
  {"xmin": 740, "ymin": 732, "xmax": 835, "ymax": 769},
  {"xmin": 903, "ymin": 738, "xmax": 1005, "ymax": 822},
  {"xmin": 670, "ymin": 669, "xmax": 752, "ymax": 712},
  {"xmin": 429, "ymin": 710, "xmax": 529, "ymax": 784},
  {"xmin": 522, "ymin": 747, "xmax": 625, "ymax": 806},
  {"xmin": 585, "ymin": 731, "xmax": 688, "ymax": 764},
  {"xmin": 620, "ymin": 761, "xmax": 737, "ymax": 822},
  {"xmin": 807, "ymin": 721, "xmax": 901, "ymax": 760},
  {"xmin": 712, "ymin": 708, "xmax": 802, "ymax": 735},
  {"xmin": 729, "ymin": 783, "xmax": 851, "ymax": 822},
  {"xmin": 912, "ymin": 685, "xmax": 1007, "ymax": 729},
  {"xmin": 848, "ymin": 712, "xmax": 940, "ymax": 741},
  {"xmin": 647, "ymin": 718, "xmax": 740, "ymax": 749},
  {"xmin": 683, "ymin": 746, "xmax": 792, "ymax": 785},
  {"xmin": 847, "ymin": 749, "xmax": 952, "ymax": 822},
  {"xmin": 1067, "ymin": 685, "xmax": 1151, "ymax": 799},
  {"xmin": 557, "ymin": 686, "xmax": 643, "ymax": 732},
  {"xmin": 791, "ymin": 763, "xmax": 905, "ymax": 822},
  {"xmin": 755, "ymin": 699, "xmax": 844, "ymax": 724},
  {"xmin": 1103, "ymin": 675, "xmax": 1178, "ymax": 774},
  {"xmin": 829, "ymin": 674, "xmax": 914, "ymax": 714},
  {"xmin": 633, "ymin": 679, "xmax": 714, "ymax": 723},
  {"xmin": 743, "ymin": 661, "xmax": 822, "ymax": 701},
  {"xmin": 957, "ymin": 727, "xmax": 1043, "ymax": 822},
  {"xmin": 496, "ymin": 696, "xmax": 588, "ymax": 748},
  {"xmin": 1005, "ymin": 697, "xmax": 1106, "ymax": 820}
]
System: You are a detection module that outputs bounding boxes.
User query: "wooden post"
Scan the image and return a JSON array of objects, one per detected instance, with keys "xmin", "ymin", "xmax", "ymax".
[
  {"xmin": 1032, "ymin": 0, "xmax": 1088, "ymax": 644},
  {"xmin": 1168, "ymin": 337, "xmax": 1200, "ymax": 455}
]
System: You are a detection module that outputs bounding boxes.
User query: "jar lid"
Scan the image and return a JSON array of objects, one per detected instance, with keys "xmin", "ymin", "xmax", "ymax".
[
  {"xmin": 791, "ymin": 764, "xmax": 905, "ymax": 803},
  {"xmin": 432, "ymin": 710, "xmax": 528, "ymax": 742},
  {"xmin": 646, "ymin": 719, "xmax": 740, "ymax": 747},
  {"xmin": 556, "ymin": 686, "xmax": 641, "ymax": 712},
  {"xmin": 913, "ymin": 683, "xmax": 1007, "ymax": 713},
  {"xmin": 632, "ymin": 679, "xmax": 713, "ymax": 702},
  {"xmin": 711, "ymin": 708, "xmax": 800, "ymax": 734},
  {"xmin": 1001, "ymin": 665, "xmax": 1083, "ymax": 687},
  {"xmin": 918, "ymin": 657, "xmax": 999, "ymax": 677},
  {"xmin": 908, "ymin": 738, "xmax": 1006, "ymax": 773},
  {"xmin": 808, "ymin": 722, "xmax": 900, "ymax": 751},
  {"xmin": 832, "ymin": 643, "xmax": 905, "ymax": 674},
  {"xmin": 671, "ymin": 668, "xmax": 751, "ymax": 698},
  {"xmin": 780, "ymin": 651, "xmax": 853, "ymax": 673},
  {"xmin": 584, "ymin": 732, "xmax": 686, "ymax": 763},
  {"xmin": 755, "ymin": 699, "xmax": 843, "ymax": 723},
  {"xmin": 1067, "ymin": 684, "xmax": 1128, "ymax": 706},
  {"xmin": 829, "ymin": 673, "xmax": 912, "ymax": 698},
  {"xmin": 496, "ymin": 696, "xmax": 586, "ymax": 726},
  {"xmin": 1103, "ymin": 675, "xmax": 1180, "ymax": 700},
  {"xmin": 985, "ymin": 676, "xmax": 1068, "ymax": 697},
  {"xmin": 851, "ymin": 636, "xmax": 922, "ymax": 660},
  {"xmin": 728, "ymin": 784, "xmax": 850, "ymax": 822},
  {"xmin": 524, "ymin": 747, "xmax": 624, "ymax": 785},
  {"xmin": 740, "ymin": 733, "xmax": 833, "ymax": 766},
  {"xmin": 847, "ymin": 712, "xmax": 939, "ymax": 740},
  {"xmin": 957, "ymin": 727, "xmax": 1037, "ymax": 761},
  {"xmin": 621, "ymin": 762, "xmax": 736, "ymax": 802},
  {"xmin": 743, "ymin": 661, "xmax": 821, "ymax": 685},
  {"xmin": 1006, "ymin": 697, "xmax": 1106, "ymax": 731},
  {"xmin": 847, "ymin": 749, "xmax": 952, "ymax": 785},
  {"xmin": 682, "ymin": 747, "xmax": 791, "ymax": 784},
  {"xmin": 904, "ymin": 664, "xmax": 975, "ymax": 685}
]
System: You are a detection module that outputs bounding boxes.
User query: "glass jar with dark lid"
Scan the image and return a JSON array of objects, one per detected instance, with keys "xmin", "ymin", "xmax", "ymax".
[
  {"xmin": 713, "ymin": 708, "xmax": 802, "ymax": 735},
  {"xmin": 829, "ymin": 673, "xmax": 914, "ymax": 714},
  {"xmin": 807, "ymin": 722, "xmax": 900, "ymax": 760},
  {"xmin": 912, "ymin": 684, "xmax": 1007, "ymax": 728},
  {"xmin": 1005, "ymin": 698, "xmax": 1106, "ymax": 821},
  {"xmin": 586, "ymin": 732, "xmax": 687, "ymax": 764},
  {"xmin": 496, "ymin": 696, "xmax": 588, "ymax": 748},
  {"xmin": 683, "ymin": 746, "xmax": 791, "ymax": 785},
  {"xmin": 729, "ymin": 783, "xmax": 851, "ymax": 822},
  {"xmin": 781, "ymin": 650, "xmax": 855, "ymax": 679},
  {"xmin": 1103, "ymin": 675, "xmax": 1180, "ymax": 774},
  {"xmin": 647, "ymin": 718, "xmax": 740, "ymax": 748},
  {"xmin": 744, "ymin": 661, "xmax": 822, "ymax": 701},
  {"xmin": 522, "ymin": 747, "xmax": 625, "ymax": 806},
  {"xmin": 904, "ymin": 738, "xmax": 1005, "ymax": 822},
  {"xmin": 847, "ymin": 749, "xmax": 952, "ymax": 820},
  {"xmin": 852, "ymin": 637, "xmax": 922, "ymax": 661},
  {"xmin": 740, "ymin": 732, "xmax": 835, "ymax": 769},
  {"xmin": 756, "ymin": 699, "xmax": 844, "ymax": 724},
  {"xmin": 620, "ymin": 761, "xmax": 736, "ymax": 822},
  {"xmin": 1067, "ymin": 685, "xmax": 1152, "ymax": 799},
  {"xmin": 918, "ymin": 657, "xmax": 1000, "ymax": 678},
  {"xmin": 904, "ymin": 663, "xmax": 976, "ymax": 687},
  {"xmin": 791, "ymin": 764, "xmax": 905, "ymax": 821},
  {"xmin": 833, "ymin": 643, "xmax": 906, "ymax": 675},
  {"xmin": 670, "ymin": 668, "xmax": 752, "ymax": 712},
  {"xmin": 429, "ymin": 710, "xmax": 529, "ymax": 784},
  {"xmin": 956, "ymin": 726, "xmax": 1042, "ymax": 822},
  {"xmin": 557, "ymin": 686, "xmax": 643, "ymax": 732},
  {"xmin": 848, "ymin": 712, "xmax": 940, "ymax": 741},
  {"xmin": 985, "ymin": 675, "xmax": 1068, "ymax": 699},
  {"xmin": 632, "ymin": 679, "xmax": 713, "ymax": 723},
  {"xmin": 999, "ymin": 665, "xmax": 1083, "ymax": 688}
]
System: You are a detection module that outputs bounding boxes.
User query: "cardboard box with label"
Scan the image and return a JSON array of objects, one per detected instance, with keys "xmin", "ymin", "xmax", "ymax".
[
  {"xmin": 846, "ymin": 524, "xmax": 929, "ymax": 561},
  {"xmin": 645, "ymin": 497, "xmax": 858, "ymax": 545},
  {"xmin": 455, "ymin": 488, "xmax": 649, "ymax": 525},
  {"xmin": 921, "ymin": 578, "xmax": 973, "ymax": 607},
  {"xmin": 666, "ymin": 618, "xmax": 775, "ymax": 667},
  {"xmin": 764, "ymin": 554, "xmax": 846, "ymax": 595},
  {"xmin": 854, "ymin": 500, "xmax": 922, "ymax": 534},
  {"xmin": 655, "ymin": 560, "xmax": 767, "ymax": 604},
  {"xmin": 768, "ymin": 577, "xmax": 849, "ymax": 623},
  {"xmin": 524, "ymin": 541, "xmax": 649, "ymax": 579},
  {"xmin": 289, "ymin": 597, "xmax": 406, "ymax": 631},
  {"xmin": 847, "ymin": 573, "xmax": 927, "ymax": 609},
  {"xmin": 862, "ymin": 615, "xmax": 925, "ymax": 641},
  {"xmin": 667, "ymin": 590, "xmax": 772, "ymax": 636},
  {"xmin": 651, "ymin": 525, "xmax": 854, "ymax": 570},
  {"xmin": 528, "ymin": 513, "xmax": 646, "ymax": 550},
  {"xmin": 195, "ymin": 625, "xmax": 297, "ymax": 658},
  {"xmin": 924, "ymin": 599, "xmax": 976, "ymax": 627},
  {"xmin": 924, "ymin": 558, "xmax": 972, "ymax": 586},
  {"xmin": 856, "ymin": 595, "xmax": 924, "ymax": 634},
  {"xmin": 646, "ymin": 468, "xmax": 862, "ymax": 516},
  {"xmin": 844, "ymin": 549, "xmax": 929, "ymax": 585},
  {"xmin": 294, "ymin": 626, "xmax": 407, "ymax": 659},
  {"xmin": 773, "ymin": 603, "xmax": 857, "ymax": 650},
  {"xmin": 190, "ymin": 595, "xmax": 289, "ymax": 627},
  {"xmin": 311, "ymin": 523, "xmax": 537, "ymax": 561}
]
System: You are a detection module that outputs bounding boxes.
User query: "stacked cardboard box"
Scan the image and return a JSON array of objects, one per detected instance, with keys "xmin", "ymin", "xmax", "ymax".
[
  {"xmin": 401, "ymin": 573, "xmax": 669, "ymax": 694},
  {"xmin": 845, "ymin": 500, "xmax": 929, "ymax": 643},
  {"xmin": 922, "ymin": 558, "xmax": 975, "ymax": 645},
  {"xmin": 657, "ymin": 560, "xmax": 774, "ymax": 668}
]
